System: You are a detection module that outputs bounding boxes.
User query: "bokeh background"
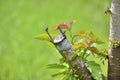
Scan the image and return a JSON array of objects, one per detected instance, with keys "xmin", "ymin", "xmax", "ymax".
[{"xmin": 0, "ymin": 0, "xmax": 111, "ymax": 80}]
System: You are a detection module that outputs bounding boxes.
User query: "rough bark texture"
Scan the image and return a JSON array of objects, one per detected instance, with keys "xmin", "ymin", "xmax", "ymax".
[{"xmin": 108, "ymin": 0, "xmax": 120, "ymax": 80}]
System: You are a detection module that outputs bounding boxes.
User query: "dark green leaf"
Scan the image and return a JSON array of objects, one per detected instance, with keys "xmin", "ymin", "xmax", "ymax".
[
  {"xmin": 59, "ymin": 58, "xmax": 66, "ymax": 63},
  {"xmin": 88, "ymin": 47, "xmax": 99, "ymax": 55},
  {"xmin": 64, "ymin": 75, "xmax": 78, "ymax": 80},
  {"xmin": 51, "ymin": 71, "xmax": 67, "ymax": 78},
  {"xmin": 46, "ymin": 63, "xmax": 67, "ymax": 69}
]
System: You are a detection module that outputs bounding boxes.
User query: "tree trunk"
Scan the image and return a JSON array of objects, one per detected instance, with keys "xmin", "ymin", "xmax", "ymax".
[{"xmin": 108, "ymin": 0, "xmax": 120, "ymax": 80}]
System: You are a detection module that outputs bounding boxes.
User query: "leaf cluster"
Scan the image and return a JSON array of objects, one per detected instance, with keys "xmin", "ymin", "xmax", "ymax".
[{"xmin": 34, "ymin": 21, "xmax": 108, "ymax": 80}]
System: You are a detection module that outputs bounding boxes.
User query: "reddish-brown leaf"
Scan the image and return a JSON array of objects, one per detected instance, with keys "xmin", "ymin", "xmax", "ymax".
[
  {"xmin": 86, "ymin": 40, "xmax": 96, "ymax": 47},
  {"xmin": 52, "ymin": 20, "xmax": 75, "ymax": 30}
]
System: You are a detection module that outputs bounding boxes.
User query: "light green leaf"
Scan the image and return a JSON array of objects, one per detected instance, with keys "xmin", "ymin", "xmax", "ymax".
[
  {"xmin": 34, "ymin": 34, "xmax": 58, "ymax": 41},
  {"xmin": 88, "ymin": 61, "xmax": 103, "ymax": 80}
]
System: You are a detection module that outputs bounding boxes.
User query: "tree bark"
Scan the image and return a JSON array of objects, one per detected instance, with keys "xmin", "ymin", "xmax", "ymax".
[
  {"xmin": 108, "ymin": 0, "xmax": 120, "ymax": 80},
  {"xmin": 54, "ymin": 37, "xmax": 94, "ymax": 80}
]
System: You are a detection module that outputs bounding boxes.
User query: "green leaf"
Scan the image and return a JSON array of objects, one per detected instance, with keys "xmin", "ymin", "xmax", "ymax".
[
  {"xmin": 88, "ymin": 32, "xmax": 104, "ymax": 44},
  {"xmin": 73, "ymin": 42, "xmax": 86, "ymax": 51},
  {"xmin": 88, "ymin": 61, "xmax": 103, "ymax": 80},
  {"xmin": 46, "ymin": 63, "xmax": 67, "ymax": 69},
  {"xmin": 88, "ymin": 47, "xmax": 108, "ymax": 58},
  {"xmin": 34, "ymin": 34, "xmax": 58, "ymax": 41},
  {"xmin": 88, "ymin": 47, "xmax": 99, "ymax": 55},
  {"xmin": 76, "ymin": 30, "xmax": 91, "ymax": 37},
  {"xmin": 64, "ymin": 75, "xmax": 78, "ymax": 80},
  {"xmin": 51, "ymin": 71, "xmax": 67, "ymax": 78},
  {"xmin": 59, "ymin": 58, "xmax": 66, "ymax": 63},
  {"xmin": 76, "ymin": 30, "xmax": 104, "ymax": 44}
]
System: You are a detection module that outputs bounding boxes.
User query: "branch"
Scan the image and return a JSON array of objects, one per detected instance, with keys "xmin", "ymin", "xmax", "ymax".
[{"xmin": 45, "ymin": 27, "xmax": 94, "ymax": 80}]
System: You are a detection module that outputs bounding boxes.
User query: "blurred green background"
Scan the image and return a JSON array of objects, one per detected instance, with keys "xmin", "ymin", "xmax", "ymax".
[{"xmin": 0, "ymin": 0, "xmax": 111, "ymax": 80}]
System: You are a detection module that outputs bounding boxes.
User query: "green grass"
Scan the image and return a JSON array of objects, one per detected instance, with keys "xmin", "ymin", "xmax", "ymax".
[{"xmin": 0, "ymin": 0, "xmax": 111, "ymax": 80}]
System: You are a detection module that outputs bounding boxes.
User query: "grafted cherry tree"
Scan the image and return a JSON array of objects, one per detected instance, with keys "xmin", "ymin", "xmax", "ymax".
[{"xmin": 35, "ymin": 0, "xmax": 120, "ymax": 80}]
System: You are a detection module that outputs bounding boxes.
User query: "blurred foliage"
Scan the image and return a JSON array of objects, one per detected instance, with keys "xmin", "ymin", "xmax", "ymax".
[{"xmin": 0, "ymin": 0, "xmax": 111, "ymax": 80}]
